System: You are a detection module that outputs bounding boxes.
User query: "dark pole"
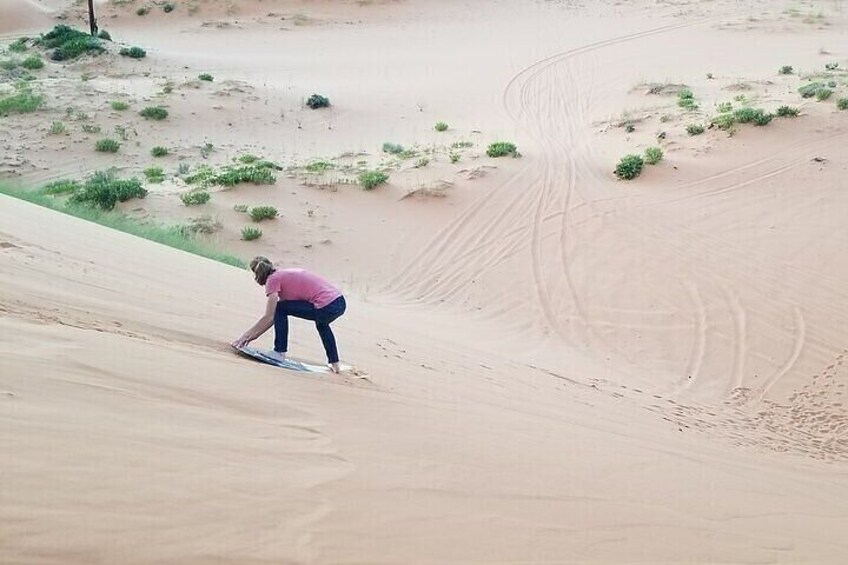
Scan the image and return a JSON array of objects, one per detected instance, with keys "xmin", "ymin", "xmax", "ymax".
[{"xmin": 87, "ymin": 0, "xmax": 97, "ymax": 36}]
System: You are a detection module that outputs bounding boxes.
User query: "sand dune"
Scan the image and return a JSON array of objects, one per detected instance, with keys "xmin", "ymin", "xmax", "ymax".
[{"xmin": 2, "ymin": 0, "xmax": 848, "ymax": 562}]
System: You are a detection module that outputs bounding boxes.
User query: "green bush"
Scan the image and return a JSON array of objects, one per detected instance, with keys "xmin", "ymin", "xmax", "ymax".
[
  {"xmin": 9, "ymin": 38, "xmax": 28, "ymax": 53},
  {"xmin": 450, "ymin": 153, "xmax": 460, "ymax": 164},
  {"xmin": 644, "ymin": 147, "xmax": 663, "ymax": 165},
  {"xmin": 238, "ymin": 153, "xmax": 258, "ymax": 164},
  {"xmin": 716, "ymin": 102, "xmax": 732, "ymax": 113},
  {"xmin": 110, "ymin": 100, "xmax": 129, "ymax": 111},
  {"xmin": 733, "ymin": 107, "xmax": 764, "ymax": 124},
  {"xmin": 305, "ymin": 160, "xmax": 333, "ymax": 173},
  {"xmin": 798, "ymin": 82, "xmax": 826, "ymax": 98},
  {"xmin": 215, "ymin": 164, "xmax": 276, "ymax": 186},
  {"xmin": 82, "ymin": 123, "xmax": 101, "ymax": 134},
  {"xmin": 837, "ymin": 98, "xmax": 848, "ymax": 111},
  {"xmin": 815, "ymin": 88, "xmax": 833, "ymax": 101},
  {"xmin": 49, "ymin": 121, "xmax": 66, "ymax": 135},
  {"xmin": 779, "ymin": 65, "xmax": 793, "ymax": 75},
  {"xmin": 95, "ymin": 138, "xmax": 120, "ymax": 153},
  {"xmin": 614, "ymin": 154, "xmax": 644, "ymax": 180},
  {"xmin": 137, "ymin": 7, "xmax": 150, "ymax": 16},
  {"xmin": 143, "ymin": 166, "xmax": 165, "ymax": 183},
  {"xmin": 38, "ymin": 25, "xmax": 104, "ymax": 61},
  {"xmin": 21, "ymin": 56, "xmax": 44, "ymax": 70},
  {"xmin": 163, "ymin": 2, "xmax": 175, "ymax": 12},
  {"xmin": 775, "ymin": 105, "xmax": 799, "ymax": 117},
  {"xmin": 241, "ymin": 226, "xmax": 262, "ymax": 241},
  {"xmin": 0, "ymin": 85, "xmax": 42, "ymax": 116},
  {"xmin": 69, "ymin": 170, "xmax": 147, "ymax": 210},
  {"xmin": 151, "ymin": 146, "xmax": 168, "ymax": 157},
  {"xmin": 40, "ymin": 179, "xmax": 80, "ymax": 195},
  {"xmin": 752, "ymin": 112, "xmax": 773, "ymax": 126},
  {"xmin": 710, "ymin": 114, "xmax": 735, "ymax": 132},
  {"xmin": 434, "ymin": 121, "xmax": 448, "ymax": 132},
  {"xmin": 677, "ymin": 88, "xmax": 697, "ymax": 110},
  {"xmin": 486, "ymin": 141, "xmax": 518, "ymax": 157},
  {"xmin": 306, "ymin": 94, "xmax": 330, "ymax": 109},
  {"xmin": 358, "ymin": 170, "xmax": 389, "ymax": 190},
  {"xmin": 139, "ymin": 106, "xmax": 168, "ymax": 120},
  {"xmin": 180, "ymin": 190, "xmax": 210, "ymax": 206},
  {"xmin": 120, "ymin": 46, "xmax": 147, "ymax": 59},
  {"xmin": 97, "ymin": 30, "xmax": 111, "ymax": 41},
  {"xmin": 382, "ymin": 142, "xmax": 405, "ymax": 155},
  {"xmin": 233, "ymin": 204, "xmax": 248, "ymax": 213},
  {"xmin": 249, "ymin": 206, "xmax": 278, "ymax": 221},
  {"xmin": 198, "ymin": 73, "xmax": 214, "ymax": 82}
]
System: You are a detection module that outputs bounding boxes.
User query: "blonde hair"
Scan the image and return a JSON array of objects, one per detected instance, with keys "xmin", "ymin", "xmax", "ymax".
[{"xmin": 249, "ymin": 256, "xmax": 275, "ymax": 285}]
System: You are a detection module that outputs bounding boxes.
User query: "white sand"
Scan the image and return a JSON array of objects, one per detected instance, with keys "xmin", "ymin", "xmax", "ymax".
[{"xmin": 2, "ymin": 0, "xmax": 847, "ymax": 562}]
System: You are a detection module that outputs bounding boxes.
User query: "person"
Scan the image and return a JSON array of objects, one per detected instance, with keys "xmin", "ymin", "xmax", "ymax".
[{"xmin": 232, "ymin": 257, "xmax": 347, "ymax": 373}]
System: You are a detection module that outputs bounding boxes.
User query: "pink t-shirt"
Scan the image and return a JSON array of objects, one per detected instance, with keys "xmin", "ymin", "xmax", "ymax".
[{"xmin": 265, "ymin": 268, "xmax": 342, "ymax": 309}]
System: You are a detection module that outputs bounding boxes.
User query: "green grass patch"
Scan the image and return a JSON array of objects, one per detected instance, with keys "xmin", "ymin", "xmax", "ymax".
[
  {"xmin": 238, "ymin": 154, "xmax": 259, "ymax": 164},
  {"xmin": 233, "ymin": 204, "xmax": 248, "ymax": 213},
  {"xmin": 815, "ymin": 88, "xmax": 833, "ymax": 101},
  {"xmin": 40, "ymin": 179, "xmax": 80, "ymax": 195},
  {"xmin": 0, "ymin": 183, "xmax": 244, "ymax": 267},
  {"xmin": 837, "ymin": 98, "xmax": 848, "ymax": 111},
  {"xmin": 120, "ymin": 46, "xmax": 147, "ymax": 59},
  {"xmin": 241, "ymin": 226, "xmax": 262, "ymax": 241},
  {"xmin": 614, "ymin": 154, "xmax": 644, "ymax": 180},
  {"xmin": 143, "ymin": 166, "xmax": 165, "ymax": 183},
  {"xmin": 677, "ymin": 88, "xmax": 698, "ymax": 110},
  {"xmin": 644, "ymin": 147, "xmax": 663, "ymax": 165},
  {"xmin": 180, "ymin": 190, "xmax": 211, "ymax": 206},
  {"xmin": 779, "ymin": 65, "xmax": 793, "ymax": 75},
  {"xmin": 710, "ymin": 114, "xmax": 735, "ymax": 132},
  {"xmin": 198, "ymin": 73, "xmax": 214, "ymax": 82},
  {"xmin": 21, "ymin": 56, "xmax": 44, "ymax": 70},
  {"xmin": 382, "ymin": 142, "xmax": 405, "ymax": 155},
  {"xmin": 140, "ymin": 106, "xmax": 168, "ymax": 120},
  {"xmin": 486, "ymin": 141, "xmax": 519, "ymax": 157},
  {"xmin": 111, "ymin": 100, "xmax": 130, "ymax": 111},
  {"xmin": 686, "ymin": 123, "xmax": 705, "ymax": 136},
  {"xmin": 305, "ymin": 160, "xmax": 334, "ymax": 173},
  {"xmin": 358, "ymin": 170, "xmax": 388, "ymax": 190},
  {"xmin": 9, "ymin": 38, "xmax": 28, "ymax": 53},
  {"xmin": 775, "ymin": 105, "xmax": 800, "ymax": 117},
  {"xmin": 434, "ymin": 121, "xmax": 448, "ymax": 132},
  {"xmin": 97, "ymin": 30, "xmax": 111, "ymax": 41},
  {"xmin": 95, "ymin": 138, "xmax": 120, "ymax": 153},
  {"xmin": 68, "ymin": 170, "xmax": 147, "ymax": 210},
  {"xmin": 0, "ymin": 84, "xmax": 43, "ymax": 116},
  {"xmin": 151, "ymin": 145, "xmax": 168, "ymax": 157},
  {"xmin": 798, "ymin": 82, "xmax": 826, "ymax": 98},
  {"xmin": 716, "ymin": 102, "xmax": 733, "ymax": 113},
  {"xmin": 184, "ymin": 163, "xmax": 277, "ymax": 188},
  {"xmin": 249, "ymin": 206, "xmax": 278, "ymax": 221},
  {"xmin": 49, "ymin": 121, "xmax": 67, "ymax": 135}
]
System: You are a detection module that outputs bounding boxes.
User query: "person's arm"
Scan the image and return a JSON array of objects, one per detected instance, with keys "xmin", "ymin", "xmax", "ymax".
[{"xmin": 232, "ymin": 293, "xmax": 278, "ymax": 348}]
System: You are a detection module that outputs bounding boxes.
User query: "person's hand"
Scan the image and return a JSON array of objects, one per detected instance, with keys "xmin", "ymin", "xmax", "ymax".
[{"xmin": 231, "ymin": 336, "xmax": 251, "ymax": 348}]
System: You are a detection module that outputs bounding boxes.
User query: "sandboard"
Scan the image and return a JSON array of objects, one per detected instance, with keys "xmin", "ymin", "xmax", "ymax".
[{"xmin": 233, "ymin": 345, "xmax": 331, "ymax": 373}]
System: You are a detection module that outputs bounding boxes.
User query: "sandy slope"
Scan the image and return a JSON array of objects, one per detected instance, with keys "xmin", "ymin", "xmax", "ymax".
[{"xmin": 2, "ymin": 0, "xmax": 848, "ymax": 562}]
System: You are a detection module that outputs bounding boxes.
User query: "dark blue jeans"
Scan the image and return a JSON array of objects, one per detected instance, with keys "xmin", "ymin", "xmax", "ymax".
[{"xmin": 274, "ymin": 296, "xmax": 346, "ymax": 363}]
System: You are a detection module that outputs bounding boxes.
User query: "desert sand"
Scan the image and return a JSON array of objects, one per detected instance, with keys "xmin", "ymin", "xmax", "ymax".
[{"xmin": 2, "ymin": 0, "xmax": 847, "ymax": 563}]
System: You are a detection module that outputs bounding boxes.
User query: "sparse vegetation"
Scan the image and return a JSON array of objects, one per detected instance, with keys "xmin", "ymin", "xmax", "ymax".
[
  {"xmin": 40, "ymin": 179, "xmax": 80, "ymax": 195},
  {"xmin": 82, "ymin": 123, "xmax": 102, "ymax": 134},
  {"xmin": 179, "ymin": 215, "xmax": 221, "ymax": 236},
  {"xmin": 249, "ymin": 206, "xmax": 278, "ymax": 222},
  {"xmin": 151, "ymin": 146, "xmax": 169, "ymax": 157},
  {"xmin": 241, "ymin": 226, "xmax": 262, "ymax": 241},
  {"xmin": 97, "ymin": 30, "xmax": 111, "ymax": 41},
  {"xmin": 710, "ymin": 114, "xmax": 735, "ymax": 132},
  {"xmin": 238, "ymin": 154, "xmax": 258, "ymax": 164},
  {"xmin": 434, "ymin": 121, "xmax": 449, "ymax": 132},
  {"xmin": 180, "ymin": 190, "xmax": 211, "ymax": 206},
  {"xmin": 733, "ymin": 107, "xmax": 765, "ymax": 124},
  {"xmin": 644, "ymin": 147, "xmax": 663, "ymax": 165},
  {"xmin": 120, "ymin": 46, "xmax": 147, "ymax": 59},
  {"xmin": 68, "ymin": 170, "xmax": 147, "ymax": 210},
  {"xmin": 49, "ymin": 121, "xmax": 66, "ymax": 135},
  {"xmin": 140, "ymin": 106, "xmax": 168, "ymax": 120},
  {"xmin": 184, "ymin": 162, "xmax": 277, "ymax": 188},
  {"xmin": 143, "ymin": 166, "xmax": 165, "ymax": 183},
  {"xmin": 358, "ymin": 170, "xmax": 389, "ymax": 190},
  {"xmin": 825, "ymin": 62, "xmax": 839, "ymax": 71},
  {"xmin": 716, "ymin": 102, "xmax": 733, "ymax": 113},
  {"xmin": 198, "ymin": 73, "xmax": 214, "ymax": 82},
  {"xmin": 233, "ymin": 204, "xmax": 249, "ymax": 213},
  {"xmin": 306, "ymin": 94, "xmax": 330, "ymax": 109},
  {"xmin": 779, "ymin": 65, "xmax": 793, "ymax": 75},
  {"xmin": 9, "ymin": 38, "xmax": 28, "ymax": 53},
  {"xmin": 450, "ymin": 153, "xmax": 460, "ymax": 164},
  {"xmin": 837, "ymin": 98, "xmax": 848, "ymax": 111},
  {"xmin": 677, "ymin": 88, "xmax": 698, "ymax": 110},
  {"xmin": 21, "ymin": 56, "xmax": 44, "ymax": 70},
  {"xmin": 382, "ymin": 142, "xmax": 405, "ymax": 155},
  {"xmin": 776, "ymin": 105, "xmax": 799, "ymax": 117},
  {"xmin": 486, "ymin": 141, "xmax": 519, "ymax": 158},
  {"xmin": 686, "ymin": 123, "xmax": 705, "ymax": 136},
  {"xmin": 110, "ymin": 100, "xmax": 129, "ymax": 111},
  {"xmin": 815, "ymin": 88, "xmax": 833, "ymax": 101},
  {"xmin": 614, "ymin": 154, "xmax": 644, "ymax": 180},
  {"xmin": 37, "ymin": 25, "xmax": 104, "ymax": 61},
  {"xmin": 451, "ymin": 141, "xmax": 473, "ymax": 149},
  {"xmin": 177, "ymin": 162, "xmax": 190, "ymax": 175},
  {"xmin": 305, "ymin": 160, "xmax": 334, "ymax": 173},
  {"xmin": 798, "ymin": 82, "xmax": 826, "ymax": 98},
  {"xmin": 200, "ymin": 142, "xmax": 214, "ymax": 158},
  {"xmin": 414, "ymin": 158, "xmax": 429, "ymax": 168},
  {"xmin": 95, "ymin": 138, "xmax": 120, "ymax": 153},
  {"xmin": 0, "ymin": 83, "xmax": 43, "ymax": 116}
]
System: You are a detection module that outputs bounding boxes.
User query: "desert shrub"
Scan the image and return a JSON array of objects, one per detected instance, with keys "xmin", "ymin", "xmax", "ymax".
[
  {"xmin": 775, "ymin": 105, "xmax": 799, "ymax": 117},
  {"xmin": 382, "ymin": 142, "xmax": 405, "ymax": 155},
  {"xmin": 249, "ymin": 206, "xmax": 278, "ymax": 221},
  {"xmin": 624, "ymin": 122, "xmax": 635, "ymax": 133},
  {"xmin": 82, "ymin": 123, "xmax": 101, "ymax": 133},
  {"xmin": 177, "ymin": 162, "xmax": 190, "ymax": 175},
  {"xmin": 179, "ymin": 216, "xmax": 221, "ymax": 236},
  {"xmin": 779, "ymin": 65, "xmax": 793, "ymax": 75},
  {"xmin": 614, "ymin": 154, "xmax": 644, "ymax": 180},
  {"xmin": 716, "ymin": 102, "xmax": 733, "ymax": 113},
  {"xmin": 815, "ymin": 88, "xmax": 833, "ymax": 101},
  {"xmin": 21, "ymin": 56, "xmax": 44, "ymax": 70},
  {"xmin": 486, "ymin": 141, "xmax": 519, "ymax": 157},
  {"xmin": 9, "ymin": 38, "xmax": 28, "ymax": 53},
  {"xmin": 120, "ymin": 46, "xmax": 147, "ymax": 59},
  {"xmin": 200, "ymin": 142, "xmax": 214, "ymax": 158},
  {"xmin": 710, "ymin": 114, "xmax": 735, "ymax": 132},
  {"xmin": 139, "ymin": 106, "xmax": 167, "ymax": 120},
  {"xmin": 358, "ymin": 170, "xmax": 389, "ymax": 190},
  {"xmin": 151, "ymin": 145, "xmax": 168, "ymax": 157},
  {"xmin": 451, "ymin": 141, "xmax": 473, "ymax": 148},
  {"xmin": 215, "ymin": 164, "xmax": 276, "ymax": 186},
  {"xmin": 644, "ymin": 147, "xmax": 663, "ymax": 165},
  {"xmin": 0, "ymin": 85, "xmax": 42, "ymax": 116},
  {"xmin": 677, "ymin": 88, "xmax": 697, "ymax": 110},
  {"xmin": 414, "ymin": 157, "xmax": 429, "ymax": 168},
  {"xmin": 434, "ymin": 121, "xmax": 448, "ymax": 132},
  {"xmin": 198, "ymin": 73, "xmax": 213, "ymax": 82},
  {"xmin": 110, "ymin": 100, "xmax": 129, "ymax": 111},
  {"xmin": 238, "ymin": 153, "xmax": 258, "ymax": 164},
  {"xmin": 95, "ymin": 138, "xmax": 120, "ymax": 152},
  {"xmin": 137, "ymin": 6, "xmax": 150, "ymax": 16},
  {"xmin": 450, "ymin": 153, "xmax": 460, "ymax": 163},
  {"xmin": 49, "ymin": 121, "xmax": 66, "ymax": 135},
  {"xmin": 733, "ymin": 107, "xmax": 765, "ymax": 124},
  {"xmin": 143, "ymin": 166, "xmax": 165, "ymax": 183},
  {"xmin": 97, "ymin": 30, "xmax": 111, "ymax": 40},
  {"xmin": 825, "ymin": 62, "xmax": 839, "ymax": 71},
  {"xmin": 254, "ymin": 159, "xmax": 282, "ymax": 171},
  {"xmin": 69, "ymin": 170, "xmax": 147, "ymax": 210},
  {"xmin": 241, "ymin": 226, "xmax": 262, "ymax": 241},
  {"xmin": 305, "ymin": 160, "xmax": 333, "ymax": 173},
  {"xmin": 233, "ymin": 204, "xmax": 248, "ymax": 212},
  {"xmin": 837, "ymin": 98, "xmax": 848, "ymax": 110},
  {"xmin": 0, "ymin": 59, "xmax": 19, "ymax": 70},
  {"xmin": 163, "ymin": 2, "xmax": 175, "ymax": 12},
  {"xmin": 798, "ymin": 82, "xmax": 826, "ymax": 98},
  {"xmin": 38, "ymin": 25, "xmax": 103, "ymax": 61},
  {"xmin": 40, "ymin": 179, "xmax": 80, "ymax": 195},
  {"xmin": 752, "ymin": 112, "xmax": 773, "ymax": 126},
  {"xmin": 306, "ymin": 94, "xmax": 330, "ymax": 109},
  {"xmin": 180, "ymin": 190, "xmax": 210, "ymax": 206}
]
